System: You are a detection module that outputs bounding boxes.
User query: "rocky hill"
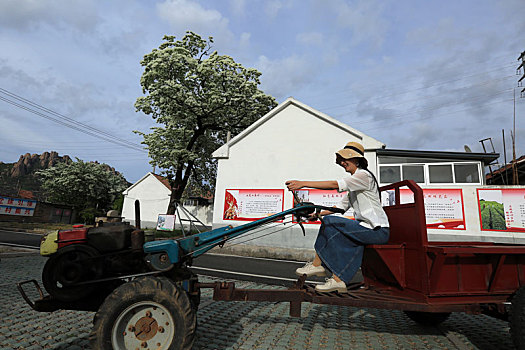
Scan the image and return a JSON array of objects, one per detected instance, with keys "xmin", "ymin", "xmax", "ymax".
[
  {"xmin": 0, "ymin": 152, "xmax": 125, "ymax": 200},
  {"xmin": 0, "ymin": 152, "xmax": 72, "ymax": 199}
]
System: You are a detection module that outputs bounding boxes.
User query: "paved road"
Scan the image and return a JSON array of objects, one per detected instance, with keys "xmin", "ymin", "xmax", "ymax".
[
  {"xmin": 0, "ymin": 230, "xmax": 334, "ymax": 285},
  {"xmin": 0, "ymin": 229, "xmax": 41, "ymax": 249},
  {"xmin": 0, "ymin": 253, "xmax": 516, "ymax": 349},
  {"xmin": 190, "ymin": 254, "xmax": 338, "ymax": 286}
]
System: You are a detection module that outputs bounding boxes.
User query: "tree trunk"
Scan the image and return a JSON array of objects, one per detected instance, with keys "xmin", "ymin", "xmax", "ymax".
[
  {"xmin": 167, "ymin": 184, "xmax": 183, "ymax": 215},
  {"xmin": 166, "ymin": 163, "xmax": 194, "ymax": 215}
]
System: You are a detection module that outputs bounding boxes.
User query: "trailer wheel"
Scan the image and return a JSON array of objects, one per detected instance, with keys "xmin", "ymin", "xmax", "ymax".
[
  {"xmin": 189, "ymin": 288, "xmax": 201, "ymax": 311},
  {"xmin": 404, "ymin": 311, "xmax": 451, "ymax": 326},
  {"xmin": 510, "ymin": 286, "xmax": 525, "ymax": 349},
  {"xmin": 90, "ymin": 276, "xmax": 196, "ymax": 350}
]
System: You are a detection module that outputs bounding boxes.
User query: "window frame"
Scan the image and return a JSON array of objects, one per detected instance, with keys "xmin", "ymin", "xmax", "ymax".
[{"xmin": 378, "ymin": 160, "xmax": 482, "ymax": 186}]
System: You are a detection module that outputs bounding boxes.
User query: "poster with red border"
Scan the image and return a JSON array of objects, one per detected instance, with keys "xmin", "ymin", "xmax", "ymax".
[
  {"xmin": 0, "ymin": 196, "xmax": 36, "ymax": 216},
  {"xmin": 223, "ymin": 189, "xmax": 284, "ymax": 221},
  {"xmin": 397, "ymin": 188, "xmax": 466, "ymax": 230},
  {"xmin": 292, "ymin": 189, "xmax": 353, "ymax": 224},
  {"xmin": 477, "ymin": 188, "xmax": 525, "ymax": 232}
]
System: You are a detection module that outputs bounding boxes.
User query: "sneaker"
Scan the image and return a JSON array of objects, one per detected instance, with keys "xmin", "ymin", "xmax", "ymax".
[
  {"xmin": 295, "ymin": 262, "xmax": 327, "ymax": 277},
  {"xmin": 315, "ymin": 277, "xmax": 347, "ymax": 293}
]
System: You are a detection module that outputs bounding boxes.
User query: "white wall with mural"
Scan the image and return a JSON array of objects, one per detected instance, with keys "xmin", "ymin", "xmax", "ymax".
[
  {"xmin": 210, "ymin": 98, "xmax": 524, "ymax": 253},
  {"xmin": 211, "ymin": 98, "xmax": 385, "ymax": 250}
]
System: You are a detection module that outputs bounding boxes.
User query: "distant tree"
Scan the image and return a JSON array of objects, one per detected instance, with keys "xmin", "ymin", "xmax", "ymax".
[
  {"xmin": 135, "ymin": 31, "xmax": 277, "ymax": 214},
  {"xmin": 37, "ymin": 159, "xmax": 128, "ymax": 223}
]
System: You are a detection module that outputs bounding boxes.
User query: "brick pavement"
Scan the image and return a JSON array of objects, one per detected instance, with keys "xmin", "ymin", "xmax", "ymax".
[{"xmin": 0, "ymin": 254, "xmax": 515, "ymax": 349}]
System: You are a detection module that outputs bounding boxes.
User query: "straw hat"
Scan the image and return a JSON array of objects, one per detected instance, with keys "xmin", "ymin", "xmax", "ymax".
[{"xmin": 335, "ymin": 141, "xmax": 365, "ymax": 160}]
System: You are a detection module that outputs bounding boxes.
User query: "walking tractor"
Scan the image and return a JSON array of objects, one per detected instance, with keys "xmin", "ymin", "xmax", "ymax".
[{"xmin": 17, "ymin": 180, "xmax": 525, "ymax": 349}]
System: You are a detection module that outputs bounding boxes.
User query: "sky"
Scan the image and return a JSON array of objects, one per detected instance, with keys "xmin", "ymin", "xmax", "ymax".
[{"xmin": 0, "ymin": 0, "xmax": 524, "ymax": 183}]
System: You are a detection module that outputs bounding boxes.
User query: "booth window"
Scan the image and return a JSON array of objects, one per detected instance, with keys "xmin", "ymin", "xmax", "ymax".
[
  {"xmin": 378, "ymin": 156, "xmax": 482, "ymax": 185},
  {"xmin": 380, "ymin": 166, "xmax": 401, "ymax": 183},
  {"xmin": 402, "ymin": 165, "xmax": 425, "ymax": 183},
  {"xmin": 454, "ymin": 163, "xmax": 480, "ymax": 183},
  {"xmin": 429, "ymin": 165, "xmax": 453, "ymax": 183}
]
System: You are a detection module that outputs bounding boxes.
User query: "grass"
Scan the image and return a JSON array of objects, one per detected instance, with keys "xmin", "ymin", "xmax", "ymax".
[{"xmin": 0, "ymin": 221, "xmax": 91, "ymax": 233}]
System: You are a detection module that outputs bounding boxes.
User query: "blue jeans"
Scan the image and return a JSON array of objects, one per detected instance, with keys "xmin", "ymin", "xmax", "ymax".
[{"xmin": 314, "ymin": 215, "xmax": 389, "ymax": 284}]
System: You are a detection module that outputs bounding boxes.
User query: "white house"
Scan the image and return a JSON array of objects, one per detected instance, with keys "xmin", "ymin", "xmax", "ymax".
[
  {"xmin": 122, "ymin": 173, "xmax": 212, "ymax": 229},
  {"xmin": 211, "ymin": 98, "xmax": 510, "ymax": 259},
  {"xmin": 211, "ymin": 98, "xmax": 385, "ymax": 256}
]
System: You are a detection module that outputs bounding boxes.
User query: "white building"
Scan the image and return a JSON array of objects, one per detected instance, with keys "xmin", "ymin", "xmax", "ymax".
[
  {"xmin": 212, "ymin": 98, "xmax": 383, "ymax": 256},
  {"xmin": 211, "ymin": 98, "xmax": 506, "ymax": 259},
  {"xmin": 122, "ymin": 172, "xmax": 212, "ymax": 229}
]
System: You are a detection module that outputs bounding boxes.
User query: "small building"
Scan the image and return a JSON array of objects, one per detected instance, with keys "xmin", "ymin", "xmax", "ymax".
[
  {"xmin": 486, "ymin": 155, "xmax": 525, "ymax": 185},
  {"xmin": 0, "ymin": 195, "xmax": 75, "ymax": 224},
  {"xmin": 121, "ymin": 172, "xmax": 212, "ymax": 229},
  {"xmin": 375, "ymin": 148, "xmax": 498, "ymax": 187},
  {"xmin": 211, "ymin": 98, "xmax": 505, "ymax": 259}
]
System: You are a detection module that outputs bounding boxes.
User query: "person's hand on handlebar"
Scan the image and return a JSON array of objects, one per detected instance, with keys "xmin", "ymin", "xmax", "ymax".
[
  {"xmin": 285, "ymin": 180, "xmax": 303, "ymax": 191},
  {"xmin": 307, "ymin": 209, "xmax": 335, "ymax": 221}
]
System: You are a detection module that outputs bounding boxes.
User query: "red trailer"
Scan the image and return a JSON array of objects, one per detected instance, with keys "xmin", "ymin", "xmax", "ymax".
[{"xmin": 196, "ymin": 180, "xmax": 525, "ymax": 349}]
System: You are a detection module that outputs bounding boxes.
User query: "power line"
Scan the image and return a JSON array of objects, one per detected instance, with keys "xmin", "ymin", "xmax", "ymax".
[
  {"xmin": 0, "ymin": 87, "xmax": 146, "ymax": 153},
  {"xmin": 354, "ymin": 87, "xmax": 514, "ymax": 126},
  {"xmin": 361, "ymin": 97, "xmax": 514, "ymax": 132},
  {"xmin": 0, "ymin": 87, "xmax": 143, "ymax": 150},
  {"xmin": 372, "ymin": 75, "xmax": 514, "ymax": 110},
  {"xmin": 316, "ymin": 63, "xmax": 516, "ymax": 113},
  {"xmin": 302, "ymin": 59, "xmax": 516, "ymax": 107}
]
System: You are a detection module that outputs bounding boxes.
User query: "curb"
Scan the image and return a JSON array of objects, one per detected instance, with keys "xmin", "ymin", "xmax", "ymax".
[
  {"xmin": 0, "ymin": 251, "xmax": 40, "ymax": 258},
  {"xmin": 0, "ymin": 227, "xmax": 51, "ymax": 234}
]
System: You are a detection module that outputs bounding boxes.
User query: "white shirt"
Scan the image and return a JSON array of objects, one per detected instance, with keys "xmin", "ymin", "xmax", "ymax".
[{"xmin": 335, "ymin": 168, "xmax": 390, "ymax": 229}]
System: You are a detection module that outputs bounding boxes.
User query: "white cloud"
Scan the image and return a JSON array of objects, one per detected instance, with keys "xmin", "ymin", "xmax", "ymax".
[
  {"xmin": 229, "ymin": 0, "xmax": 246, "ymax": 16},
  {"xmin": 330, "ymin": 0, "xmax": 388, "ymax": 49},
  {"xmin": 255, "ymin": 55, "xmax": 315, "ymax": 99},
  {"xmin": 156, "ymin": 0, "xmax": 232, "ymax": 40},
  {"xmin": 0, "ymin": 112, "xmax": 55, "ymax": 151},
  {"xmin": 239, "ymin": 32, "xmax": 251, "ymax": 48},
  {"xmin": 296, "ymin": 32, "xmax": 324, "ymax": 46},
  {"xmin": 264, "ymin": 0, "xmax": 283, "ymax": 18},
  {"xmin": 0, "ymin": 0, "xmax": 99, "ymax": 32}
]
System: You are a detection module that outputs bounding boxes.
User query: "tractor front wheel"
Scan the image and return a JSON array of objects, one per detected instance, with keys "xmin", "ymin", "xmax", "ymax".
[{"xmin": 90, "ymin": 276, "xmax": 196, "ymax": 350}]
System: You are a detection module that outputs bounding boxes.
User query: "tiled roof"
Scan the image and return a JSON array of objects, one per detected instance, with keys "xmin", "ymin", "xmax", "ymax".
[
  {"xmin": 486, "ymin": 155, "xmax": 525, "ymax": 179},
  {"xmin": 151, "ymin": 173, "xmax": 172, "ymax": 190}
]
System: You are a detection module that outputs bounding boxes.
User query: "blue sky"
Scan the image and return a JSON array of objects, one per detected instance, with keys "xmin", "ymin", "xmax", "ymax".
[{"xmin": 0, "ymin": 0, "xmax": 524, "ymax": 183}]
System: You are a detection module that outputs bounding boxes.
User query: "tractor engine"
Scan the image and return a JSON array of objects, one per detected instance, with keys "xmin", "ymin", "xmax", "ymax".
[{"xmin": 39, "ymin": 222, "xmax": 148, "ymax": 302}]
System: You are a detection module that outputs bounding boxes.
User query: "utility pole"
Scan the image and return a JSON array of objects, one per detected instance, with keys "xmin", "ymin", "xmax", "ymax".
[
  {"xmin": 514, "ymin": 51, "xmax": 524, "ymax": 184},
  {"xmin": 519, "ymin": 51, "xmax": 525, "ymax": 97}
]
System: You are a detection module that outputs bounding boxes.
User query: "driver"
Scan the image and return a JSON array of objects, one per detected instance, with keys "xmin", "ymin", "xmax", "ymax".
[{"xmin": 285, "ymin": 141, "xmax": 390, "ymax": 293}]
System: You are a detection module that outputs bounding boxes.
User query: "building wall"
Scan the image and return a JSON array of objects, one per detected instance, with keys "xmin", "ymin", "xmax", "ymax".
[
  {"xmin": 0, "ymin": 201, "xmax": 74, "ymax": 223},
  {"xmin": 122, "ymin": 174, "xmax": 170, "ymax": 228},
  {"xmin": 212, "ymin": 101, "xmax": 384, "ymax": 248},
  {"xmin": 122, "ymin": 174, "xmax": 213, "ymax": 229},
  {"xmin": 425, "ymin": 185, "xmax": 525, "ymax": 244},
  {"xmin": 177, "ymin": 204, "xmax": 213, "ymax": 229},
  {"xmin": 210, "ymin": 100, "xmax": 521, "ymax": 258}
]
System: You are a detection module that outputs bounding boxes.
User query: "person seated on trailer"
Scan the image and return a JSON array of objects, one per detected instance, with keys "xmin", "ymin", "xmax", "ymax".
[{"xmin": 285, "ymin": 141, "xmax": 390, "ymax": 293}]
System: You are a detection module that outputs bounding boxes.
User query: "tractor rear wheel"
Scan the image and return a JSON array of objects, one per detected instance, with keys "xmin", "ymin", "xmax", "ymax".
[
  {"xmin": 404, "ymin": 311, "xmax": 451, "ymax": 326},
  {"xmin": 90, "ymin": 276, "xmax": 196, "ymax": 350}
]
